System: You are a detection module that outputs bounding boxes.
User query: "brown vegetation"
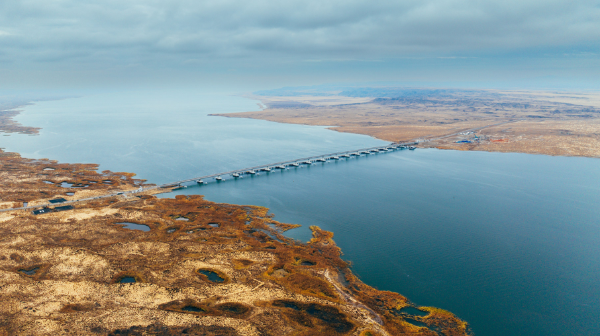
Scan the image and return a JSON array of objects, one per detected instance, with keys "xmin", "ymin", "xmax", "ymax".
[{"xmin": 0, "ymin": 148, "xmax": 470, "ymax": 335}]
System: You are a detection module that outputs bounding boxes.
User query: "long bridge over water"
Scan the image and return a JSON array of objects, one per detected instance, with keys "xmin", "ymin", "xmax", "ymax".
[
  {"xmin": 4, "ymin": 119, "xmax": 521, "ymax": 214},
  {"xmin": 2, "ymin": 141, "xmax": 416, "ymax": 213},
  {"xmin": 160, "ymin": 142, "xmax": 417, "ymax": 188}
]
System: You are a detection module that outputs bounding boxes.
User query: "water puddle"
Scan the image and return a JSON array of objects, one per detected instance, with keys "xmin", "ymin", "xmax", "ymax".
[
  {"xmin": 102, "ymin": 180, "xmax": 113, "ymax": 184},
  {"xmin": 116, "ymin": 222, "xmax": 150, "ymax": 232},
  {"xmin": 197, "ymin": 269, "xmax": 225, "ymax": 283},
  {"xmin": 208, "ymin": 223, "xmax": 219, "ymax": 228},
  {"xmin": 119, "ymin": 276, "xmax": 136, "ymax": 283},
  {"xmin": 166, "ymin": 227, "xmax": 178, "ymax": 233},
  {"xmin": 398, "ymin": 307, "xmax": 428, "ymax": 317},
  {"xmin": 272, "ymin": 300, "xmax": 354, "ymax": 333},
  {"xmin": 65, "ymin": 192, "xmax": 75, "ymax": 196},
  {"xmin": 300, "ymin": 260, "xmax": 316, "ymax": 266},
  {"xmin": 60, "ymin": 182, "xmax": 89, "ymax": 188},
  {"xmin": 19, "ymin": 267, "xmax": 40, "ymax": 276},
  {"xmin": 181, "ymin": 306, "xmax": 205, "ymax": 313},
  {"xmin": 43, "ymin": 167, "xmax": 55, "ymax": 171},
  {"xmin": 175, "ymin": 217, "xmax": 189, "ymax": 221},
  {"xmin": 42, "ymin": 180, "xmax": 53, "ymax": 184}
]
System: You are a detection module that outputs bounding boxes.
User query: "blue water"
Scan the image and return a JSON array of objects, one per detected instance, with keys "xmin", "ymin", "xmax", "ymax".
[
  {"xmin": 172, "ymin": 149, "xmax": 600, "ymax": 336},
  {"xmin": 1, "ymin": 89, "xmax": 383, "ymax": 183},
  {"xmin": 2, "ymin": 91, "xmax": 599, "ymax": 336}
]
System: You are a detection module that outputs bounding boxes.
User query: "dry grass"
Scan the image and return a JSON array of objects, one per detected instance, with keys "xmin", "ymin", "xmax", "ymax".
[
  {"xmin": 217, "ymin": 90, "xmax": 600, "ymax": 158},
  {"xmin": 0, "ymin": 148, "xmax": 469, "ymax": 335}
]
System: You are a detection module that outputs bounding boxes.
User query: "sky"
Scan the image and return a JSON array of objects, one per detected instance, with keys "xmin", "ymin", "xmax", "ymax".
[{"xmin": 0, "ymin": 0, "xmax": 599, "ymax": 91}]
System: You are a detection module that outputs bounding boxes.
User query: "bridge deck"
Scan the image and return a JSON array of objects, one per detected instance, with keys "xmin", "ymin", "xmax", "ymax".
[{"xmin": 2, "ymin": 141, "xmax": 416, "ymax": 213}]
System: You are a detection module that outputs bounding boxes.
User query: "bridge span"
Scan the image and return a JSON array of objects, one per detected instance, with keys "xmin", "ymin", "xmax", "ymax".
[
  {"xmin": 161, "ymin": 142, "xmax": 417, "ymax": 189},
  {"xmin": 2, "ymin": 141, "xmax": 416, "ymax": 213}
]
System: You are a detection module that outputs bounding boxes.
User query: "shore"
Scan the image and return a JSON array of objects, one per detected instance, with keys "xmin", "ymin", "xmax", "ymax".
[
  {"xmin": 213, "ymin": 90, "xmax": 600, "ymax": 158},
  {"xmin": 0, "ymin": 103, "xmax": 471, "ymax": 335}
]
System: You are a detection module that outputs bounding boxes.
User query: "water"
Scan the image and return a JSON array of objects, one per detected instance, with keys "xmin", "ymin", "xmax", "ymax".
[
  {"xmin": 19, "ymin": 267, "xmax": 40, "ymax": 276},
  {"xmin": 119, "ymin": 276, "xmax": 136, "ymax": 283},
  {"xmin": 116, "ymin": 222, "xmax": 151, "ymax": 232},
  {"xmin": 197, "ymin": 269, "xmax": 225, "ymax": 283},
  {"xmin": 172, "ymin": 149, "xmax": 600, "ymax": 336},
  {"xmin": 2, "ymin": 89, "xmax": 383, "ymax": 183},
  {"xmin": 2, "ymin": 91, "xmax": 599, "ymax": 335},
  {"xmin": 181, "ymin": 306, "xmax": 205, "ymax": 312}
]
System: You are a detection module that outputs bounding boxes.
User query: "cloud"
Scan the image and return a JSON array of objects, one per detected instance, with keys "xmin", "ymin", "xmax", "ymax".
[
  {"xmin": 0, "ymin": 0, "xmax": 598, "ymax": 89},
  {"xmin": 0, "ymin": 0, "xmax": 598, "ymax": 64}
]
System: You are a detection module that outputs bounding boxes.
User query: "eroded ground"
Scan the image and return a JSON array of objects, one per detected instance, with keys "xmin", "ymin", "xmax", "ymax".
[
  {"xmin": 0, "ymin": 149, "xmax": 471, "ymax": 335},
  {"xmin": 215, "ymin": 89, "xmax": 600, "ymax": 157}
]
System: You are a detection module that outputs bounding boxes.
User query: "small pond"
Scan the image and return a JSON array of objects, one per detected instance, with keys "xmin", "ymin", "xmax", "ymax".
[
  {"xmin": 197, "ymin": 269, "xmax": 225, "ymax": 283},
  {"xmin": 182, "ymin": 306, "xmax": 205, "ymax": 312},
  {"xmin": 116, "ymin": 222, "xmax": 150, "ymax": 232},
  {"xmin": 119, "ymin": 276, "xmax": 136, "ymax": 283},
  {"xmin": 19, "ymin": 267, "xmax": 40, "ymax": 276}
]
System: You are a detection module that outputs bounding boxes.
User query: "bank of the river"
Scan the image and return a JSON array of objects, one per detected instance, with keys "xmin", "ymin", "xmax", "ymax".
[
  {"xmin": 2, "ymin": 91, "xmax": 599, "ymax": 336},
  {"xmin": 0, "ymin": 147, "xmax": 472, "ymax": 335},
  {"xmin": 173, "ymin": 148, "xmax": 600, "ymax": 336}
]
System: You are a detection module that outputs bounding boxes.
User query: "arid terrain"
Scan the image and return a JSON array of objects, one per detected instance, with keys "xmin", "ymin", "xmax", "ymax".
[
  {"xmin": 214, "ymin": 88, "xmax": 600, "ymax": 158},
  {"xmin": 0, "ymin": 102, "xmax": 470, "ymax": 335}
]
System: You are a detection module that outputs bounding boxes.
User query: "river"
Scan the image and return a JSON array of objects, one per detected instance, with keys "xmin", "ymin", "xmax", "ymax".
[{"xmin": 2, "ymin": 90, "xmax": 599, "ymax": 336}]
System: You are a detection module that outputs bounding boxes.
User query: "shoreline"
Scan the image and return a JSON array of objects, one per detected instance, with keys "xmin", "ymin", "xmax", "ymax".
[
  {"xmin": 214, "ymin": 91, "xmax": 600, "ymax": 159},
  {"xmin": 0, "ymin": 101, "xmax": 471, "ymax": 335}
]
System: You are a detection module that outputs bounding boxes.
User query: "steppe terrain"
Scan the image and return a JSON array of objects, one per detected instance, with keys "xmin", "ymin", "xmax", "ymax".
[
  {"xmin": 0, "ymin": 102, "xmax": 469, "ymax": 335},
  {"xmin": 215, "ymin": 89, "xmax": 600, "ymax": 157}
]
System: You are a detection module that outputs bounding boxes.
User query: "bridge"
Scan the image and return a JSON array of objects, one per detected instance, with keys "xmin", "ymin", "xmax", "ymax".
[
  {"xmin": 2, "ymin": 141, "xmax": 416, "ymax": 213},
  {"xmin": 158, "ymin": 142, "xmax": 417, "ymax": 189}
]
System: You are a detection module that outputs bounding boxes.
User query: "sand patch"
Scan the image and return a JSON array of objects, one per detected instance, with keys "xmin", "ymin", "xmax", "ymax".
[{"xmin": 59, "ymin": 208, "xmax": 118, "ymax": 222}]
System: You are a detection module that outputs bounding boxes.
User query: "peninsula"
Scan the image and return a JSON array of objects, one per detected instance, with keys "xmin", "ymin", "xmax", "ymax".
[{"xmin": 213, "ymin": 88, "xmax": 600, "ymax": 158}]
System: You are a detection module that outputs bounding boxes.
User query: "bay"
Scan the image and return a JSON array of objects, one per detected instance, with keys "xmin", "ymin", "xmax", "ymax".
[
  {"xmin": 174, "ymin": 148, "xmax": 600, "ymax": 336},
  {"xmin": 2, "ymin": 90, "xmax": 599, "ymax": 335}
]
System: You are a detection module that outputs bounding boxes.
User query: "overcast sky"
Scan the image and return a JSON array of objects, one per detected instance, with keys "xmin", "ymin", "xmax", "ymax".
[{"xmin": 0, "ymin": 0, "xmax": 598, "ymax": 90}]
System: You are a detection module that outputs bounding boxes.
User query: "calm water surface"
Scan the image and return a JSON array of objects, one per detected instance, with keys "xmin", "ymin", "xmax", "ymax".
[
  {"xmin": 2, "ymin": 91, "xmax": 599, "ymax": 336},
  {"xmin": 2, "ymin": 90, "xmax": 383, "ymax": 182},
  {"xmin": 173, "ymin": 149, "xmax": 600, "ymax": 336}
]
